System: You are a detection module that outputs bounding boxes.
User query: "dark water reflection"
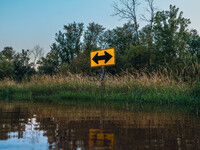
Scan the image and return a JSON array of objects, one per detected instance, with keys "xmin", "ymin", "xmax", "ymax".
[{"xmin": 0, "ymin": 102, "xmax": 200, "ymax": 150}]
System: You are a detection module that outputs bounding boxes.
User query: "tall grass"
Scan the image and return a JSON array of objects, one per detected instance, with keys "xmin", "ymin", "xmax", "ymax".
[{"xmin": 0, "ymin": 71, "xmax": 199, "ymax": 106}]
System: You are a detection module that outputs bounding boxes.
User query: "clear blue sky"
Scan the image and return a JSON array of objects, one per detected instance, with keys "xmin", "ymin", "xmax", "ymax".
[{"xmin": 0, "ymin": 0, "xmax": 200, "ymax": 53}]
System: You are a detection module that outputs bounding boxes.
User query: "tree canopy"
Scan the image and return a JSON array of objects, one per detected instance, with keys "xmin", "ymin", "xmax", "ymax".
[{"xmin": 1, "ymin": 4, "xmax": 200, "ymax": 82}]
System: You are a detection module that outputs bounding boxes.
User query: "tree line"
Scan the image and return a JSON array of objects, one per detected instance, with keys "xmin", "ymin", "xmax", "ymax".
[{"xmin": 1, "ymin": 3, "xmax": 200, "ymax": 81}]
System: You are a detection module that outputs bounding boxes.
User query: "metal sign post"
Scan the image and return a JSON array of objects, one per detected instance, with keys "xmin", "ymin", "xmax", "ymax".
[
  {"xmin": 100, "ymin": 66, "xmax": 104, "ymax": 104},
  {"xmin": 90, "ymin": 48, "xmax": 115, "ymax": 103},
  {"xmin": 90, "ymin": 48, "xmax": 115, "ymax": 105}
]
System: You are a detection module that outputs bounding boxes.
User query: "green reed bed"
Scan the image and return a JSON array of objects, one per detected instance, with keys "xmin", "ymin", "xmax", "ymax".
[{"xmin": 0, "ymin": 73, "xmax": 199, "ymax": 107}]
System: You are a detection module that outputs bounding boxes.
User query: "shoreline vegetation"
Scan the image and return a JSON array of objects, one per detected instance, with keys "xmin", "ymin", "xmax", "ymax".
[
  {"xmin": 1, "ymin": 3, "xmax": 200, "ymax": 113},
  {"xmin": 0, "ymin": 72, "xmax": 199, "ymax": 109}
]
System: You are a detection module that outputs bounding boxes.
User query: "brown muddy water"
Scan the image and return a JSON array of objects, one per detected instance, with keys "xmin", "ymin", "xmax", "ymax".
[{"xmin": 0, "ymin": 102, "xmax": 200, "ymax": 150}]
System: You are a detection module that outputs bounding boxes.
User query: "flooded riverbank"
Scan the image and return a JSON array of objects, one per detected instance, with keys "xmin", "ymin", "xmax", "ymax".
[{"xmin": 0, "ymin": 102, "xmax": 200, "ymax": 150}]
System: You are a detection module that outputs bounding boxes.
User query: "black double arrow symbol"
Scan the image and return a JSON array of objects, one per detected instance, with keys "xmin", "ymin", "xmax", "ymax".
[{"xmin": 92, "ymin": 51, "xmax": 113, "ymax": 64}]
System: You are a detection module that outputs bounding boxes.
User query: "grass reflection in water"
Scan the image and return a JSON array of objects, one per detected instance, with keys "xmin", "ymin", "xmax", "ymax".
[{"xmin": 0, "ymin": 102, "xmax": 199, "ymax": 150}]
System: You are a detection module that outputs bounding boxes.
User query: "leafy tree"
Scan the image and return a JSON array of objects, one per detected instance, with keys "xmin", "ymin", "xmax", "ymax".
[
  {"xmin": 83, "ymin": 22, "xmax": 105, "ymax": 54},
  {"xmin": 103, "ymin": 22, "xmax": 136, "ymax": 73},
  {"xmin": 103, "ymin": 22, "xmax": 136, "ymax": 54},
  {"xmin": 153, "ymin": 5, "xmax": 191, "ymax": 67},
  {"xmin": 66, "ymin": 22, "xmax": 105, "ymax": 74},
  {"xmin": 13, "ymin": 49, "xmax": 35, "ymax": 81},
  {"xmin": 0, "ymin": 57, "xmax": 14, "ymax": 79},
  {"xmin": 64, "ymin": 22, "xmax": 84, "ymax": 61},
  {"xmin": 0, "ymin": 47, "xmax": 15, "ymax": 79},
  {"xmin": 1, "ymin": 47, "xmax": 15, "ymax": 61},
  {"xmin": 54, "ymin": 31, "xmax": 70, "ymax": 64},
  {"xmin": 187, "ymin": 29, "xmax": 200, "ymax": 61},
  {"xmin": 122, "ymin": 45, "xmax": 149, "ymax": 71},
  {"xmin": 38, "ymin": 51, "xmax": 59, "ymax": 75},
  {"xmin": 52, "ymin": 22, "xmax": 84, "ymax": 65},
  {"xmin": 66, "ymin": 52, "xmax": 92, "ymax": 74}
]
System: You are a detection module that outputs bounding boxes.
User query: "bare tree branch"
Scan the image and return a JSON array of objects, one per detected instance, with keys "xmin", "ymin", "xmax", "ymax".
[
  {"xmin": 141, "ymin": 0, "xmax": 157, "ymax": 23},
  {"xmin": 112, "ymin": 0, "xmax": 140, "ymax": 45},
  {"xmin": 140, "ymin": 0, "xmax": 157, "ymax": 68},
  {"xmin": 31, "ymin": 45, "xmax": 45, "ymax": 68}
]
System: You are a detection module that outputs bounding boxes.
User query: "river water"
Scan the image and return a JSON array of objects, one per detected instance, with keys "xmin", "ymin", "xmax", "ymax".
[{"xmin": 0, "ymin": 102, "xmax": 200, "ymax": 150}]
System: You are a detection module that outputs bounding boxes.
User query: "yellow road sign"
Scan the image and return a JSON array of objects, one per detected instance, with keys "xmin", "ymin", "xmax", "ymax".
[{"xmin": 90, "ymin": 48, "xmax": 115, "ymax": 67}]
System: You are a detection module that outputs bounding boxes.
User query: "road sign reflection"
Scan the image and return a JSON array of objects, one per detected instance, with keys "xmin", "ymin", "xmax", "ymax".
[{"xmin": 89, "ymin": 129, "xmax": 114, "ymax": 149}]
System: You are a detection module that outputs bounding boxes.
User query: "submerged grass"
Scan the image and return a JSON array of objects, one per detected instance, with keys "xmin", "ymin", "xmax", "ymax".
[{"xmin": 0, "ymin": 72, "xmax": 199, "ymax": 108}]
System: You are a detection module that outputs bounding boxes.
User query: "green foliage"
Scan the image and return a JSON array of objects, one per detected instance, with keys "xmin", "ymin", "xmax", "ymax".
[
  {"xmin": 63, "ymin": 22, "xmax": 84, "ymax": 62},
  {"xmin": 0, "ymin": 57, "xmax": 14, "ymax": 79},
  {"xmin": 103, "ymin": 22, "xmax": 136, "ymax": 53},
  {"xmin": 13, "ymin": 49, "xmax": 35, "ymax": 81},
  {"xmin": 0, "ymin": 47, "xmax": 15, "ymax": 79},
  {"xmin": 83, "ymin": 22, "xmax": 105, "ymax": 53},
  {"xmin": 33, "ymin": 5, "xmax": 199, "ymax": 78},
  {"xmin": 102, "ymin": 22, "xmax": 136, "ymax": 73},
  {"xmin": 187, "ymin": 29, "xmax": 200, "ymax": 61},
  {"xmin": 67, "ymin": 52, "xmax": 93, "ymax": 74},
  {"xmin": 1, "ymin": 47, "xmax": 15, "ymax": 61},
  {"xmin": 153, "ymin": 5, "xmax": 191, "ymax": 66},
  {"xmin": 122, "ymin": 45, "xmax": 150, "ymax": 71},
  {"xmin": 51, "ymin": 22, "xmax": 84, "ymax": 65},
  {"xmin": 38, "ymin": 51, "xmax": 59, "ymax": 75},
  {"xmin": 1, "ymin": 4, "xmax": 200, "ymax": 83},
  {"xmin": 0, "ymin": 74, "xmax": 199, "ymax": 107},
  {"xmin": 191, "ymin": 82, "xmax": 200, "ymax": 97},
  {"xmin": 0, "ymin": 47, "xmax": 36, "ymax": 81}
]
